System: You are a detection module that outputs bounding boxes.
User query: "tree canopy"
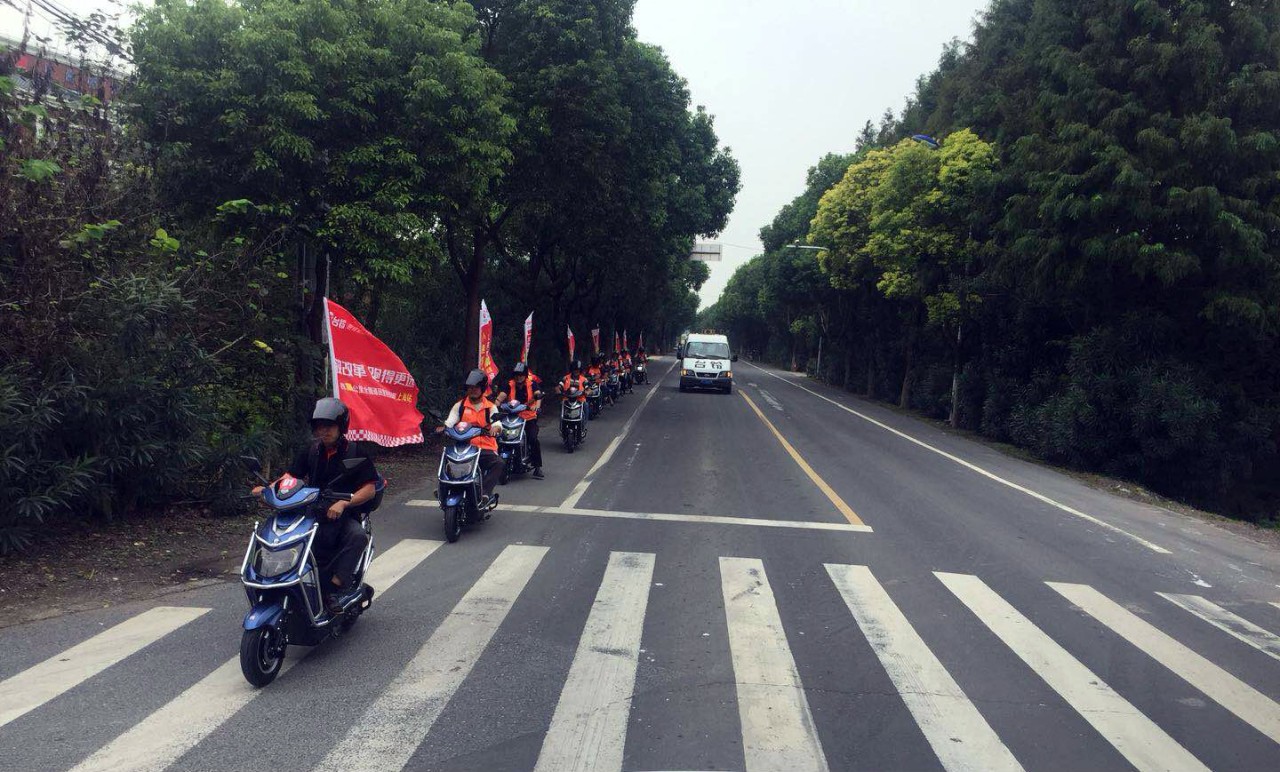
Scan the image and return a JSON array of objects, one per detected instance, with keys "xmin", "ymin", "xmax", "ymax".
[
  {"xmin": 707, "ymin": 0, "xmax": 1280, "ymax": 519},
  {"xmin": 0, "ymin": 0, "xmax": 738, "ymax": 551}
]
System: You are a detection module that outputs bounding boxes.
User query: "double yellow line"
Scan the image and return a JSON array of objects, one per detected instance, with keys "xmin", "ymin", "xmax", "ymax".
[{"xmin": 740, "ymin": 390, "xmax": 867, "ymax": 528}]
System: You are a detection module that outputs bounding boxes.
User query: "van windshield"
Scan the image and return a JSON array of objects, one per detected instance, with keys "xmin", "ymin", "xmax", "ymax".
[{"xmin": 686, "ymin": 341, "xmax": 730, "ymax": 359}]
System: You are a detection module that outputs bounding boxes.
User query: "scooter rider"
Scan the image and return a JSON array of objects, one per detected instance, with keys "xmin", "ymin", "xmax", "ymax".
[
  {"xmin": 440, "ymin": 369, "xmax": 504, "ymax": 507},
  {"xmin": 495, "ymin": 363, "xmax": 545, "ymax": 479},
  {"xmin": 252, "ymin": 397, "xmax": 376, "ymax": 615},
  {"xmin": 557, "ymin": 360, "xmax": 590, "ymax": 406}
]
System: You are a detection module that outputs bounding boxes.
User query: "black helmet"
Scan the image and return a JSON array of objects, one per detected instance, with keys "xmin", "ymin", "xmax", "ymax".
[
  {"xmin": 311, "ymin": 397, "xmax": 350, "ymax": 434},
  {"xmin": 513, "ymin": 362, "xmax": 529, "ymax": 376},
  {"xmin": 570, "ymin": 359, "xmax": 583, "ymax": 372},
  {"xmin": 464, "ymin": 369, "xmax": 487, "ymax": 390}
]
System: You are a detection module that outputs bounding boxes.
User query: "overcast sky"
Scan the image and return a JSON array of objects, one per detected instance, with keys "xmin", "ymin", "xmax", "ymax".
[
  {"xmin": 3, "ymin": 0, "xmax": 992, "ymax": 307},
  {"xmin": 631, "ymin": 0, "xmax": 991, "ymax": 306}
]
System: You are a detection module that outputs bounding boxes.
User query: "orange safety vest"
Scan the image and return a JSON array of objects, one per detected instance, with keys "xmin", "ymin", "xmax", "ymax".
[
  {"xmin": 456, "ymin": 398, "xmax": 498, "ymax": 452},
  {"xmin": 507, "ymin": 378, "xmax": 540, "ymax": 420},
  {"xmin": 560, "ymin": 374, "xmax": 588, "ymax": 402}
]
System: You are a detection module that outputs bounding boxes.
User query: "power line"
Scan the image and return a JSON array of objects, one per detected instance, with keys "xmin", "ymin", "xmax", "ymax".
[{"xmin": 27, "ymin": 0, "xmax": 128, "ymax": 60}]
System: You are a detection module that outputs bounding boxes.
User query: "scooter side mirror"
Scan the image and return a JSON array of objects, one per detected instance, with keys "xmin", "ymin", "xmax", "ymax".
[
  {"xmin": 242, "ymin": 456, "xmax": 262, "ymax": 474},
  {"xmin": 342, "ymin": 457, "xmax": 368, "ymax": 472}
]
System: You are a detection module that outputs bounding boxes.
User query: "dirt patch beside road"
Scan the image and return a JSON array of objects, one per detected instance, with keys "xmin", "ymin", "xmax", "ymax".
[
  {"xmin": 0, "ymin": 441, "xmax": 441, "ymax": 628},
  {"xmin": 0, "ymin": 509, "xmax": 254, "ymax": 628}
]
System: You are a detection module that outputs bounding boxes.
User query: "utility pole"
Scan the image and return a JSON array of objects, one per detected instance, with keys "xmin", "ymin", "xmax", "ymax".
[{"xmin": 20, "ymin": 0, "xmax": 34, "ymax": 49}]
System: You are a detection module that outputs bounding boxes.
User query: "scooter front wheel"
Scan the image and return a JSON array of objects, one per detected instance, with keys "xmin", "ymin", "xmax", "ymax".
[
  {"xmin": 240, "ymin": 627, "xmax": 284, "ymax": 687},
  {"xmin": 443, "ymin": 505, "xmax": 462, "ymax": 542}
]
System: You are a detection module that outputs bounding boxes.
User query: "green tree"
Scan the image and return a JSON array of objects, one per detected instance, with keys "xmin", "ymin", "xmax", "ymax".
[{"xmin": 131, "ymin": 0, "xmax": 513, "ymax": 339}]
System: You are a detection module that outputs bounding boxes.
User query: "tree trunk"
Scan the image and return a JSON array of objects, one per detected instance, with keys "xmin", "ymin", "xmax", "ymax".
[
  {"xmin": 366, "ymin": 287, "xmax": 383, "ymax": 333},
  {"xmin": 843, "ymin": 349, "xmax": 853, "ymax": 390},
  {"xmin": 899, "ymin": 331, "xmax": 915, "ymax": 409},
  {"xmin": 462, "ymin": 232, "xmax": 488, "ymax": 370},
  {"xmin": 866, "ymin": 352, "xmax": 876, "ymax": 398},
  {"xmin": 949, "ymin": 324, "xmax": 962, "ymax": 428}
]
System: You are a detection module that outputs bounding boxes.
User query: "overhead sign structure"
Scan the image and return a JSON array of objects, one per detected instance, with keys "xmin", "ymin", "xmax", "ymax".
[{"xmin": 690, "ymin": 243, "xmax": 722, "ymax": 262}]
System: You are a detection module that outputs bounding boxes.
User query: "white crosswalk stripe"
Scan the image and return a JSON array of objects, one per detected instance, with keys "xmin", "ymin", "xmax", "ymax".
[
  {"xmin": 1160, "ymin": 593, "xmax": 1280, "ymax": 662},
  {"xmin": 720, "ymin": 556, "xmax": 829, "ymax": 772},
  {"xmin": 535, "ymin": 551, "xmax": 655, "ymax": 772},
  {"xmin": 316, "ymin": 544, "xmax": 549, "ymax": 772},
  {"xmin": 13, "ymin": 543, "xmax": 1280, "ymax": 772},
  {"xmin": 68, "ymin": 538, "xmax": 442, "ymax": 772},
  {"xmin": 938, "ymin": 572, "xmax": 1209, "ymax": 772},
  {"xmin": 1052, "ymin": 582, "xmax": 1280, "ymax": 745},
  {"xmin": 0, "ymin": 605, "xmax": 209, "ymax": 729},
  {"xmin": 826, "ymin": 564, "xmax": 1023, "ymax": 772}
]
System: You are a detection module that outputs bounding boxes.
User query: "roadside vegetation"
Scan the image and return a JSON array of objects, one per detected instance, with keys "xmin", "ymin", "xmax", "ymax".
[
  {"xmin": 701, "ymin": 0, "xmax": 1280, "ymax": 523},
  {"xmin": 0, "ymin": 0, "xmax": 740, "ymax": 554}
]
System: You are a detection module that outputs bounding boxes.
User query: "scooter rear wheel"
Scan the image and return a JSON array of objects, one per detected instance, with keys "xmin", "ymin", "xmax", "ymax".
[
  {"xmin": 240, "ymin": 628, "xmax": 284, "ymax": 687},
  {"xmin": 443, "ymin": 505, "xmax": 462, "ymax": 542}
]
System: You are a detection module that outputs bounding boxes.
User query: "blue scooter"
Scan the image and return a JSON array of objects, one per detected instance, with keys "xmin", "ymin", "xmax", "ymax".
[
  {"xmin": 437, "ymin": 422, "xmax": 498, "ymax": 542},
  {"xmin": 239, "ymin": 457, "xmax": 384, "ymax": 686}
]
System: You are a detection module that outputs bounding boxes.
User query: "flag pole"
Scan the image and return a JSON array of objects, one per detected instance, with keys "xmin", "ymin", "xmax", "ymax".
[{"xmin": 323, "ymin": 298, "xmax": 340, "ymax": 398}]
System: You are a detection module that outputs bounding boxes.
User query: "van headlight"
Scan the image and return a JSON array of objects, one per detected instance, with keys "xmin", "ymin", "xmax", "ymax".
[
  {"xmin": 721, "ymin": 371, "xmax": 732, "ymax": 378},
  {"xmin": 255, "ymin": 546, "xmax": 301, "ymax": 578},
  {"xmin": 681, "ymin": 369, "xmax": 690, "ymax": 376}
]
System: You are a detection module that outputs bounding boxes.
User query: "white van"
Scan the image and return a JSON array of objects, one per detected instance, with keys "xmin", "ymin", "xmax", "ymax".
[{"xmin": 678, "ymin": 333, "xmax": 737, "ymax": 393}]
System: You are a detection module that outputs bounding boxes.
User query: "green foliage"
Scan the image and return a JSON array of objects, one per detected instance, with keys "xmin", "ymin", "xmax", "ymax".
[
  {"xmin": 0, "ymin": 0, "xmax": 740, "ymax": 553},
  {"xmin": 714, "ymin": 0, "xmax": 1280, "ymax": 517},
  {"xmin": 17, "ymin": 158, "xmax": 61, "ymax": 182}
]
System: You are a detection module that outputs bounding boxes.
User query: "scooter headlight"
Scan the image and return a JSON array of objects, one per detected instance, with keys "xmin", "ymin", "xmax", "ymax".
[
  {"xmin": 501, "ymin": 426, "xmax": 522, "ymax": 441},
  {"xmin": 255, "ymin": 545, "xmax": 301, "ymax": 578},
  {"xmin": 446, "ymin": 460, "xmax": 475, "ymax": 480}
]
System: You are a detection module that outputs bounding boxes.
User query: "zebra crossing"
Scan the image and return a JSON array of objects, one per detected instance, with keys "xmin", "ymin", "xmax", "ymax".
[{"xmin": 2, "ymin": 537, "xmax": 1280, "ymax": 771}]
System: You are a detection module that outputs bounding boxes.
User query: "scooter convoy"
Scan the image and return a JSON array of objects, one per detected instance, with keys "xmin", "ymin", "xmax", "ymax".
[{"xmin": 241, "ymin": 350, "xmax": 651, "ymax": 686}]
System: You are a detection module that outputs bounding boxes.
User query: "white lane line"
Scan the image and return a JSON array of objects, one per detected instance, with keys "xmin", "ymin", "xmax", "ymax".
[
  {"xmin": 476, "ymin": 502, "xmax": 873, "ymax": 533},
  {"xmin": 317, "ymin": 544, "xmax": 548, "ymax": 772},
  {"xmin": 720, "ymin": 557, "xmax": 829, "ymax": 772},
  {"xmin": 1052, "ymin": 582, "xmax": 1280, "ymax": 744},
  {"xmin": 534, "ymin": 552, "xmax": 655, "ymax": 772},
  {"xmin": 743, "ymin": 361, "xmax": 1170, "ymax": 554},
  {"xmin": 561, "ymin": 359, "xmax": 677, "ymax": 508},
  {"xmin": 937, "ymin": 573, "xmax": 1207, "ymax": 772},
  {"xmin": 826, "ymin": 565, "xmax": 1022, "ymax": 772},
  {"xmin": 0, "ymin": 606, "xmax": 210, "ymax": 729},
  {"xmin": 1159, "ymin": 593, "xmax": 1280, "ymax": 662},
  {"xmin": 70, "ymin": 538, "xmax": 441, "ymax": 772}
]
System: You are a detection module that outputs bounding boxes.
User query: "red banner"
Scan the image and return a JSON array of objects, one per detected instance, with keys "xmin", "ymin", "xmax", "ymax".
[
  {"xmin": 591, "ymin": 327, "xmax": 600, "ymax": 354},
  {"xmin": 567, "ymin": 325, "xmax": 576, "ymax": 360},
  {"xmin": 325, "ymin": 299, "xmax": 424, "ymax": 446},
  {"xmin": 521, "ymin": 312, "xmax": 534, "ymax": 363},
  {"xmin": 623, "ymin": 330, "xmax": 629, "ymax": 351},
  {"xmin": 638, "ymin": 331, "xmax": 644, "ymax": 349},
  {"xmin": 614, "ymin": 331, "xmax": 621, "ymax": 353},
  {"xmin": 479, "ymin": 300, "xmax": 499, "ymax": 386}
]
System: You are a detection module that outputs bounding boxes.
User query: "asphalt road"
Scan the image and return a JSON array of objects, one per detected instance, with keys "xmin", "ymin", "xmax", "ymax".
[{"xmin": 3, "ymin": 355, "xmax": 1280, "ymax": 771}]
